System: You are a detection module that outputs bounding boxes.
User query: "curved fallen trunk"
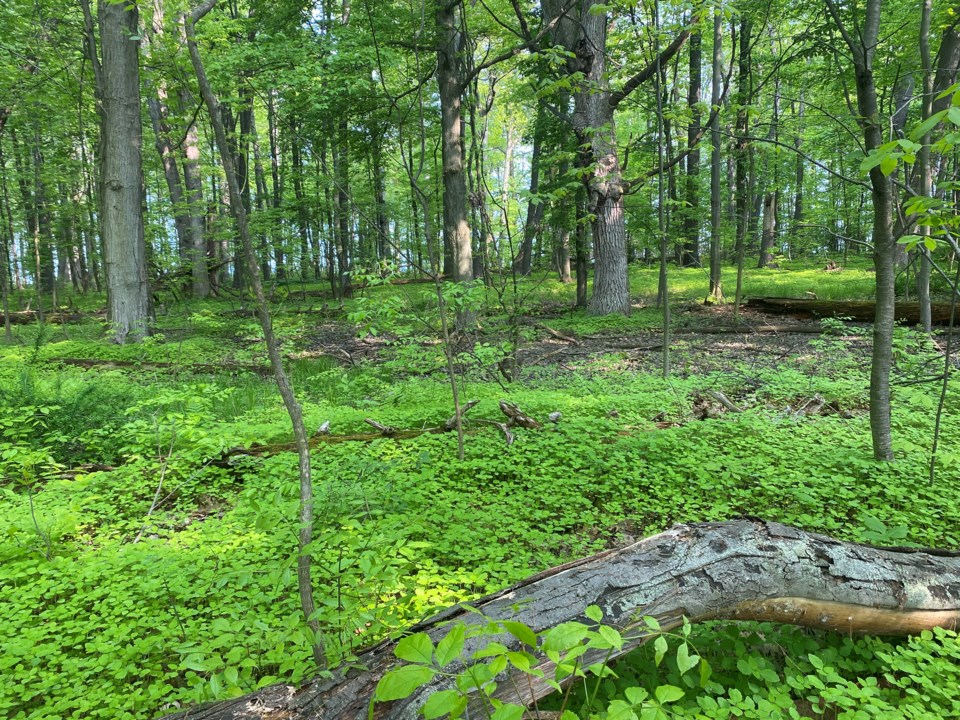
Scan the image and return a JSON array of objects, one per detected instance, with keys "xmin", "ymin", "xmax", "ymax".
[{"xmin": 161, "ymin": 520, "xmax": 960, "ymax": 720}]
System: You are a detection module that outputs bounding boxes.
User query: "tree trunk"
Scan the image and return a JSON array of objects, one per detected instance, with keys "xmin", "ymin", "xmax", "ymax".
[
  {"xmin": 183, "ymin": 0, "xmax": 324, "ymax": 669},
  {"xmin": 682, "ymin": 28, "xmax": 702, "ymax": 268},
  {"xmin": 733, "ymin": 16, "xmax": 751, "ymax": 318},
  {"xmin": 372, "ymin": 133, "xmax": 390, "ymax": 264},
  {"xmin": 98, "ymin": 0, "xmax": 150, "ymax": 343},
  {"xmin": 267, "ymin": 90, "xmax": 285, "ymax": 278},
  {"xmin": 575, "ymin": 189, "xmax": 588, "ymax": 308},
  {"xmin": 759, "ymin": 191, "xmax": 777, "ymax": 267},
  {"xmin": 334, "ymin": 123, "xmax": 352, "ymax": 296},
  {"xmin": 175, "ymin": 84, "xmax": 209, "ymax": 299},
  {"xmin": 707, "ymin": 12, "xmax": 723, "ymax": 302},
  {"xmin": 791, "ymin": 103, "xmax": 804, "ymax": 228},
  {"xmin": 437, "ymin": 0, "xmax": 472, "ymax": 282},
  {"xmin": 917, "ymin": 0, "xmax": 933, "ymax": 332},
  {"xmin": 144, "ymin": 0, "xmax": 190, "ymax": 263},
  {"xmin": 517, "ymin": 104, "xmax": 544, "ymax": 276},
  {"xmin": 826, "ymin": 0, "xmax": 894, "ymax": 461},
  {"xmin": 160, "ymin": 520, "xmax": 960, "ymax": 720},
  {"xmin": 292, "ymin": 123, "xmax": 312, "ymax": 279},
  {"xmin": 573, "ymin": 5, "xmax": 630, "ymax": 316}
]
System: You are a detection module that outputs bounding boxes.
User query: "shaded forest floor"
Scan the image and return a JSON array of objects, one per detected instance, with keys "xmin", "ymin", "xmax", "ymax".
[{"xmin": 2, "ymin": 260, "xmax": 960, "ymax": 719}]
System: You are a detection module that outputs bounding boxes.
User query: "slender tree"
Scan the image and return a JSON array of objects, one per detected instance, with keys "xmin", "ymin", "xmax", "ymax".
[{"xmin": 824, "ymin": 0, "xmax": 895, "ymax": 460}]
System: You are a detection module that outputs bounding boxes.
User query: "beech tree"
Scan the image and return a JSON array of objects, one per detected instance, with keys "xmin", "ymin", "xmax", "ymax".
[{"xmin": 95, "ymin": 0, "xmax": 151, "ymax": 343}]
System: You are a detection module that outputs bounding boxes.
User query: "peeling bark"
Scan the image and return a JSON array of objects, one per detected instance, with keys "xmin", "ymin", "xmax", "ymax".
[{"xmin": 160, "ymin": 520, "xmax": 960, "ymax": 720}]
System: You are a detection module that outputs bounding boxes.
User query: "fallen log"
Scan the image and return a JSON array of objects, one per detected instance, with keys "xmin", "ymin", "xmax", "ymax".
[
  {"xmin": 747, "ymin": 297, "xmax": 957, "ymax": 325},
  {"xmin": 49, "ymin": 357, "xmax": 276, "ymax": 376},
  {"xmin": 45, "ymin": 352, "xmax": 354, "ymax": 376},
  {"xmin": 672, "ymin": 324, "xmax": 827, "ymax": 334},
  {"xmin": 160, "ymin": 520, "xmax": 960, "ymax": 720},
  {"xmin": 4, "ymin": 310, "xmax": 104, "ymax": 325}
]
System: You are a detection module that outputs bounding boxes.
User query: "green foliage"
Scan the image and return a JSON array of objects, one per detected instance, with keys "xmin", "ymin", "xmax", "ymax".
[
  {"xmin": 372, "ymin": 614, "xmax": 960, "ymax": 720},
  {"xmin": 2, "ymin": 263, "xmax": 959, "ymax": 719}
]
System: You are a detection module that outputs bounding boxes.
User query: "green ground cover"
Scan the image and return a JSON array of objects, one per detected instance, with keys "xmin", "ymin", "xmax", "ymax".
[{"xmin": 1, "ymin": 262, "xmax": 958, "ymax": 719}]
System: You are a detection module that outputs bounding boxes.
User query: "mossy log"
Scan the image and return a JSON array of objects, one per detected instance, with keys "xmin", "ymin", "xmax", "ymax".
[
  {"xmin": 746, "ymin": 297, "xmax": 956, "ymax": 324},
  {"xmin": 159, "ymin": 520, "xmax": 960, "ymax": 720},
  {"xmin": 4, "ymin": 310, "xmax": 103, "ymax": 325}
]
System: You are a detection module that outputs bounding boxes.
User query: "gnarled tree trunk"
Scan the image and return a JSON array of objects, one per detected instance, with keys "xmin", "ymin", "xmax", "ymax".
[{"xmin": 161, "ymin": 520, "xmax": 960, "ymax": 720}]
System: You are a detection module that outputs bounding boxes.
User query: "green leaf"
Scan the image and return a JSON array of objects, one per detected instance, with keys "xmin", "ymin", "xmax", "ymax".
[
  {"xmin": 395, "ymin": 633, "xmax": 434, "ymax": 665},
  {"xmin": 488, "ymin": 655, "xmax": 508, "ymax": 676},
  {"xmin": 860, "ymin": 152, "xmax": 883, "ymax": 173},
  {"xmin": 223, "ymin": 666, "xmax": 239, "ymax": 686},
  {"xmin": 676, "ymin": 643, "xmax": 700, "ymax": 674},
  {"xmin": 490, "ymin": 704, "xmax": 525, "ymax": 720},
  {"xmin": 585, "ymin": 605, "xmax": 603, "ymax": 622},
  {"xmin": 374, "ymin": 665, "xmax": 436, "ymax": 701},
  {"xmin": 598, "ymin": 625, "xmax": 623, "ymax": 650},
  {"xmin": 502, "ymin": 620, "xmax": 537, "ymax": 648},
  {"xmin": 542, "ymin": 622, "xmax": 589, "ymax": 654},
  {"xmin": 880, "ymin": 155, "xmax": 899, "ymax": 176},
  {"xmin": 936, "ymin": 82, "xmax": 960, "ymax": 101},
  {"xmin": 655, "ymin": 684, "xmax": 685, "ymax": 703},
  {"xmin": 607, "ymin": 699, "xmax": 638, "ymax": 720},
  {"xmin": 654, "ymin": 636, "xmax": 668, "ymax": 666},
  {"xmin": 181, "ymin": 655, "xmax": 211, "ymax": 673},
  {"xmin": 506, "ymin": 651, "xmax": 532, "ymax": 672},
  {"xmin": 948, "ymin": 107, "xmax": 960, "ymax": 127},
  {"xmin": 699, "ymin": 657, "xmax": 713, "ymax": 686},
  {"xmin": 421, "ymin": 689, "xmax": 464, "ymax": 720},
  {"xmin": 209, "ymin": 672, "xmax": 223, "ymax": 696},
  {"xmin": 625, "ymin": 686, "xmax": 649, "ymax": 705},
  {"xmin": 909, "ymin": 111, "xmax": 947, "ymax": 141},
  {"xmin": 643, "ymin": 616, "xmax": 661, "ymax": 632},
  {"xmin": 435, "ymin": 624, "xmax": 465, "ymax": 669}
]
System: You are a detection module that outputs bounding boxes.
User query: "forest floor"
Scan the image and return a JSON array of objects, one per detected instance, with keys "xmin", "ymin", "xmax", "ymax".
[{"xmin": 2, "ymin": 260, "xmax": 960, "ymax": 720}]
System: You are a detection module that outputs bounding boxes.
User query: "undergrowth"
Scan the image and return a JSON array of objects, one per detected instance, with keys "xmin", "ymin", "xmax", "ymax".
[{"xmin": 0, "ymin": 263, "xmax": 957, "ymax": 719}]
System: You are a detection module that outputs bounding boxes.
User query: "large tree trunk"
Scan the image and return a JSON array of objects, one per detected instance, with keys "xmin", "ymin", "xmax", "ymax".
[
  {"xmin": 98, "ymin": 0, "xmax": 150, "ymax": 343},
  {"xmin": 574, "ymin": 5, "xmax": 630, "ymax": 316},
  {"xmin": 161, "ymin": 520, "xmax": 960, "ymax": 720},
  {"xmin": 437, "ymin": 0, "xmax": 472, "ymax": 283}
]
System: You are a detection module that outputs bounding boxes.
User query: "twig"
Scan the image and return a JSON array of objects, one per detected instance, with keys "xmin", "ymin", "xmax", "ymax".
[{"xmin": 705, "ymin": 390, "xmax": 743, "ymax": 413}]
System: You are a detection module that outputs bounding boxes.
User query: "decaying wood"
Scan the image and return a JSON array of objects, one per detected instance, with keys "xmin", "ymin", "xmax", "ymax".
[
  {"xmin": 747, "ymin": 297, "xmax": 957, "ymax": 325},
  {"xmin": 672, "ymin": 324, "xmax": 827, "ymax": 334},
  {"xmin": 49, "ymin": 357, "xmax": 277, "ymax": 376},
  {"xmin": 364, "ymin": 419, "xmax": 398, "ymax": 436},
  {"xmin": 705, "ymin": 389, "xmax": 743, "ymax": 413},
  {"xmin": 46, "ymin": 350, "xmax": 356, "ymax": 376},
  {"xmin": 160, "ymin": 520, "xmax": 960, "ymax": 720},
  {"xmin": 499, "ymin": 400, "xmax": 542, "ymax": 429},
  {"xmin": 215, "ymin": 400, "xmax": 535, "ymax": 464},
  {"xmin": 443, "ymin": 399, "xmax": 480, "ymax": 431},
  {"xmin": 538, "ymin": 323, "xmax": 581, "ymax": 345},
  {"xmin": 4, "ymin": 310, "xmax": 104, "ymax": 325}
]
